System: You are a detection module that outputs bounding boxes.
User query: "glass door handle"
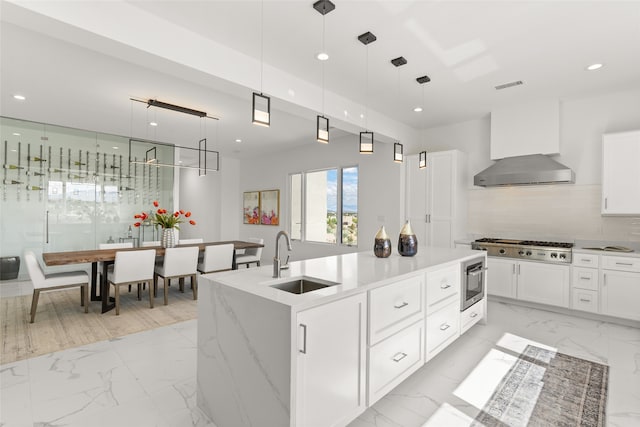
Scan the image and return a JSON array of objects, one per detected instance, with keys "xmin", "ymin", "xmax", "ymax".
[{"xmin": 46, "ymin": 210, "xmax": 49, "ymax": 244}]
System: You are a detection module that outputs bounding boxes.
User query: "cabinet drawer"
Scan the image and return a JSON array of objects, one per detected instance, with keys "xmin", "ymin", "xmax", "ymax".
[
  {"xmin": 573, "ymin": 254, "xmax": 599, "ymax": 268},
  {"xmin": 460, "ymin": 301, "xmax": 484, "ymax": 335},
  {"xmin": 602, "ymin": 255, "xmax": 640, "ymax": 273},
  {"xmin": 369, "ymin": 274, "xmax": 424, "ymax": 344},
  {"xmin": 368, "ymin": 321, "xmax": 424, "ymax": 406},
  {"xmin": 571, "ymin": 289, "xmax": 599, "ymax": 313},
  {"xmin": 426, "ymin": 264, "xmax": 459, "ymax": 314},
  {"xmin": 571, "ymin": 267, "xmax": 599, "ymax": 291},
  {"xmin": 426, "ymin": 301, "xmax": 459, "ymax": 361}
]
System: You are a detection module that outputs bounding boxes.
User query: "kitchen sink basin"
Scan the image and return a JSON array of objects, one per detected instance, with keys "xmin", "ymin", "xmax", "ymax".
[{"xmin": 270, "ymin": 277, "xmax": 338, "ymax": 294}]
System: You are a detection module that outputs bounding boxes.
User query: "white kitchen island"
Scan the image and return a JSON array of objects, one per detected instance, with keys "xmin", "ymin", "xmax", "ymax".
[{"xmin": 197, "ymin": 249, "xmax": 486, "ymax": 427}]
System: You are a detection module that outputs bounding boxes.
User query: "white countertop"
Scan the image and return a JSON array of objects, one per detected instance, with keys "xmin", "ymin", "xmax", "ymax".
[
  {"xmin": 202, "ymin": 248, "xmax": 483, "ymax": 311},
  {"xmin": 574, "ymin": 240, "xmax": 640, "ymax": 259}
]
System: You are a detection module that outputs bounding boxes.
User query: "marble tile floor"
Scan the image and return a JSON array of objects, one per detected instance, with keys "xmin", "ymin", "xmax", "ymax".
[{"xmin": 1, "ymin": 298, "xmax": 639, "ymax": 427}]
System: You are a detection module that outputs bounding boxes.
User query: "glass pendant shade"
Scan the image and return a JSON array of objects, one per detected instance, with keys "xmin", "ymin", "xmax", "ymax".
[
  {"xmin": 394, "ymin": 142, "xmax": 403, "ymax": 163},
  {"xmin": 252, "ymin": 92, "xmax": 270, "ymax": 127},
  {"xmin": 359, "ymin": 131, "xmax": 374, "ymax": 154},
  {"xmin": 317, "ymin": 115, "xmax": 329, "ymax": 143},
  {"xmin": 419, "ymin": 151, "xmax": 427, "ymax": 169}
]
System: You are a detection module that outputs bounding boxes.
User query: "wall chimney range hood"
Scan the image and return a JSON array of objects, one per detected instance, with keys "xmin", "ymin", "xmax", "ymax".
[{"xmin": 474, "ymin": 154, "xmax": 575, "ymax": 187}]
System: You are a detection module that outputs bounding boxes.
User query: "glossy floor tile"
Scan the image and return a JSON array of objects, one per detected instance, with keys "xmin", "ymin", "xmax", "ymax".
[{"xmin": 1, "ymin": 301, "xmax": 638, "ymax": 427}]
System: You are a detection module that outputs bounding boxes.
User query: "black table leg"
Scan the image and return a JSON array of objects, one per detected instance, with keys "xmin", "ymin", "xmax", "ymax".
[
  {"xmin": 232, "ymin": 249, "xmax": 237, "ymax": 270},
  {"xmin": 101, "ymin": 260, "xmax": 116, "ymax": 313},
  {"xmin": 90, "ymin": 262, "xmax": 100, "ymax": 301}
]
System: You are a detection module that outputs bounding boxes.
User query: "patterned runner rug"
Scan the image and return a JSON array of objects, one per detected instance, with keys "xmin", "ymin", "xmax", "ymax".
[{"xmin": 473, "ymin": 345, "xmax": 608, "ymax": 427}]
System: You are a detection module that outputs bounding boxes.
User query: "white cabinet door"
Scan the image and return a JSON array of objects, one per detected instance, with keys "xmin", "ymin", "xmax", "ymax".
[
  {"xmin": 405, "ymin": 155, "xmax": 428, "ymax": 248},
  {"xmin": 295, "ymin": 293, "xmax": 366, "ymax": 427},
  {"xmin": 487, "ymin": 258, "xmax": 516, "ymax": 298},
  {"xmin": 517, "ymin": 261, "xmax": 570, "ymax": 308},
  {"xmin": 602, "ymin": 130, "xmax": 640, "ymax": 215},
  {"xmin": 427, "ymin": 151, "xmax": 454, "ymax": 248},
  {"xmin": 601, "ymin": 270, "xmax": 640, "ymax": 321}
]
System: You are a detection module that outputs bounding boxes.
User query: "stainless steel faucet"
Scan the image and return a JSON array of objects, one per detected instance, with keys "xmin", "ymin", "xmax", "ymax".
[{"xmin": 273, "ymin": 230, "xmax": 292, "ymax": 278}]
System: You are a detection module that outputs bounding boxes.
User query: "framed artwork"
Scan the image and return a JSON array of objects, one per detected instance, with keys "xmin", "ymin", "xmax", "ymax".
[
  {"xmin": 243, "ymin": 191, "xmax": 260, "ymax": 224},
  {"xmin": 260, "ymin": 189, "xmax": 280, "ymax": 225}
]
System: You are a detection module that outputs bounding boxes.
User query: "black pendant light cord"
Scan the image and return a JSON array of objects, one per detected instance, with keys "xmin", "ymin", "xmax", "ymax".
[{"xmin": 260, "ymin": 0, "xmax": 264, "ymax": 94}]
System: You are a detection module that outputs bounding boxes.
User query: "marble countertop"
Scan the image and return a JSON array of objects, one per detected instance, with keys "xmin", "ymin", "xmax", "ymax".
[
  {"xmin": 202, "ymin": 248, "xmax": 483, "ymax": 311},
  {"xmin": 574, "ymin": 240, "xmax": 640, "ymax": 258}
]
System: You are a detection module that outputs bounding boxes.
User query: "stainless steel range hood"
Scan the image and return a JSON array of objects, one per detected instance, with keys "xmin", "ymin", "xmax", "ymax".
[{"xmin": 474, "ymin": 154, "xmax": 575, "ymax": 187}]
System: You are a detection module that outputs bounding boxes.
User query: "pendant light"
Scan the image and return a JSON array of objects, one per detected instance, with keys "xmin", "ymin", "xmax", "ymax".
[
  {"xmin": 358, "ymin": 31, "xmax": 376, "ymax": 154},
  {"xmin": 313, "ymin": 1, "xmax": 334, "ymax": 143},
  {"xmin": 252, "ymin": 0, "xmax": 270, "ymax": 127},
  {"xmin": 417, "ymin": 74, "xmax": 431, "ymax": 169},
  {"xmin": 391, "ymin": 56, "xmax": 406, "ymax": 163}
]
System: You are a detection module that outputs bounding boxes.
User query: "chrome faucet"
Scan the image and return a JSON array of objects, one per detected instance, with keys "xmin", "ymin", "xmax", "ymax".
[{"xmin": 273, "ymin": 230, "xmax": 292, "ymax": 278}]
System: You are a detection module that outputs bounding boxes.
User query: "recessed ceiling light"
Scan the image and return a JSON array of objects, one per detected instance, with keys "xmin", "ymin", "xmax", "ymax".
[
  {"xmin": 12, "ymin": 132, "xmax": 21, "ymax": 136},
  {"xmin": 235, "ymin": 139, "xmax": 242, "ymax": 143},
  {"xmin": 316, "ymin": 52, "xmax": 329, "ymax": 61},
  {"xmin": 413, "ymin": 107, "xmax": 423, "ymax": 112},
  {"xmin": 112, "ymin": 146, "xmax": 119, "ymax": 150},
  {"xmin": 586, "ymin": 63, "xmax": 604, "ymax": 71},
  {"xmin": 149, "ymin": 122, "xmax": 158, "ymax": 126},
  {"xmin": 343, "ymin": 110, "xmax": 348, "ymax": 116},
  {"xmin": 287, "ymin": 89, "xmax": 296, "ymax": 97},
  {"xmin": 13, "ymin": 94, "xmax": 26, "ymax": 101},
  {"xmin": 360, "ymin": 113, "xmax": 364, "ymax": 119}
]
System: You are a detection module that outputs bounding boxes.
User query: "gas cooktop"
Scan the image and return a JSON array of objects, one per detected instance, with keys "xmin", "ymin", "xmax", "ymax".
[{"xmin": 472, "ymin": 238, "xmax": 573, "ymax": 264}]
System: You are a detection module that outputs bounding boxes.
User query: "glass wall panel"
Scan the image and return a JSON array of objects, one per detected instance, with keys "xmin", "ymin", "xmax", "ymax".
[
  {"xmin": 305, "ymin": 168, "xmax": 337, "ymax": 244},
  {"xmin": 341, "ymin": 167, "xmax": 358, "ymax": 245}
]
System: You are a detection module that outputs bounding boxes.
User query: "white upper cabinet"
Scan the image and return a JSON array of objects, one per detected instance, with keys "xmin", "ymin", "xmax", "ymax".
[
  {"xmin": 490, "ymin": 99, "xmax": 560, "ymax": 160},
  {"xmin": 406, "ymin": 151, "xmax": 467, "ymax": 249},
  {"xmin": 602, "ymin": 130, "xmax": 640, "ymax": 215}
]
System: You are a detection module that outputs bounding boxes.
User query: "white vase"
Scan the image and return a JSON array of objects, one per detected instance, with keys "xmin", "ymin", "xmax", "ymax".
[{"xmin": 161, "ymin": 228, "xmax": 176, "ymax": 248}]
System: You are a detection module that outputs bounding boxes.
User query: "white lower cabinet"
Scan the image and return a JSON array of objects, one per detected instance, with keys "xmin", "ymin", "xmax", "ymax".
[
  {"xmin": 295, "ymin": 293, "xmax": 367, "ymax": 427},
  {"xmin": 487, "ymin": 258, "xmax": 517, "ymax": 298},
  {"xmin": 601, "ymin": 269, "xmax": 640, "ymax": 321},
  {"xmin": 460, "ymin": 299, "xmax": 485, "ymax": 334},
  {"xmin": 368, "ymin": 320, "xmax": 424, "ymax": 405},
  {"xmin": 425, "ymin": 299, "xmax": 460, "ymax": 361},
  {"xmin": 571, "ymin": 288, "xmax": 599, "ymax": 313}
]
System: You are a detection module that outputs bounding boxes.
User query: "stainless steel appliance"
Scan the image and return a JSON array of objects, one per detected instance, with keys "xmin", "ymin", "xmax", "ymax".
[
  {"xmin": 471, "ymin": 238, "xmax": 573, "ymax": 264},
  {"xmin": 461, "ymin": 257, "xmax": 486, "ymax": 311}
]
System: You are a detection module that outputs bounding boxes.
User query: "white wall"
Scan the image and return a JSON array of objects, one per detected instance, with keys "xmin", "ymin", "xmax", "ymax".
[
  {"xmin": 415, "ymin": 89, "xmax": 640, "ymax": 242},
  {"xmin": 179, "ymin": 157, "xmax": 240, "ymax": 242},
  {"xmin": 238, "ymin": 135, "xmax": 404, "ymax": 264}
]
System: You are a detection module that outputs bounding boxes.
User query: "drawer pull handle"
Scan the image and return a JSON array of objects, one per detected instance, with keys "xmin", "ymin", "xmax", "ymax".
[
  {"xmin": 394, "ymin": 302, "xmax": 409, "ymax": 309},
  {"xmin": 615, "ymin": 262, "xmax": 633, "ymax": 266},
  {"xmin": 579, "ymin": 298, "xmax": 591, "ymax": 302},
  {"xmin": 440, "ymin": 323, "xmax": 450, "ymax": 331},
  {"xmin": 440, "ymin": 283, "xmax": 451, "ymax": 290},
  {"xmin": 299, "ymin": 324, "xmax": 307, "ymax": 354},
  {"xmin": 392, "ymin": 352, "xmax": 408, "ymax": 362},
  {"xmin": 581, "ymin": 258, "xmax": 592, "ymax": 263},
  {"xmin": 579, "ymin": 276, "xmax": 591, "ymax": 280},
  {"xmin": 469, "ymin": 312, "xmax": 478, "ymax": 318}
]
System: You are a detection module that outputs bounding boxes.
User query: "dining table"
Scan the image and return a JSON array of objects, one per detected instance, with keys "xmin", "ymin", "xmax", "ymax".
[{"xmin": 42, "ymin": 240, "xmax": 264, "ymax": 313}]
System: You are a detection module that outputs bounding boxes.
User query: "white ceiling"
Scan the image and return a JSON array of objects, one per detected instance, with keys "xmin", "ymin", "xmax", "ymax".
[{"xmin": 2, "ymin": 0, "xmax": 640, "ymax": 159}]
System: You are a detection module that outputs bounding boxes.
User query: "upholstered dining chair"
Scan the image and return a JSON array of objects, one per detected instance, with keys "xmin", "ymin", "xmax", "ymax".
[
  {"xmin": 197, "ymin": 244, "xmax": 235, "ymax": 274},
  {"xmin": 24, "ymin": 251, "xmax": 89, "ymax": 323},
  {"xmin": 235, "ymin": 237, "xmax": 264, "ymax": 268},
  {"xmin": 107, "ymin": 249, "xmax": 156, "ymax": 315},
  {"xmin": 154, "ymin": 246, "xmax": 199, "ymax": 304}
]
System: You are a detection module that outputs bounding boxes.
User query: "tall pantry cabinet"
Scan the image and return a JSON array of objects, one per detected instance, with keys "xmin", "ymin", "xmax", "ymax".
[{"xmin": 406, "ymin": 150, "xmax": 467, "ymax": 248}]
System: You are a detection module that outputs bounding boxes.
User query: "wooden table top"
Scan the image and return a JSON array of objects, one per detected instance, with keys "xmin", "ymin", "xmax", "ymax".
[{"xmin": 42, "ymin": 240, "xmax": 264, "ymax": 266}]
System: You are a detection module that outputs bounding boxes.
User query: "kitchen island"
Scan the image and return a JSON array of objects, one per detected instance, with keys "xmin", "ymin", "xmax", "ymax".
[{"xmin": 197, "ymin": 249, "xmax": 485, "ymax": 427}]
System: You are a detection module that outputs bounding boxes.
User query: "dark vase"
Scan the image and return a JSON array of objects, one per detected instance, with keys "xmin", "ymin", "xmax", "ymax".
[
  {"xmin": 373, "ymin": 226, "xmax": 392, "ymax": 258},
  {"xmin": 398, "ymin": 220, "xmax": 418, "ymax": 257}
]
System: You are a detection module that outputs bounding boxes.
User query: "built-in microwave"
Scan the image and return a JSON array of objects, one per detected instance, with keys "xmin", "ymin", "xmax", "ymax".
[{"xmin": 461, "ymin": 257, "xmax": 486, "ymax": 311}]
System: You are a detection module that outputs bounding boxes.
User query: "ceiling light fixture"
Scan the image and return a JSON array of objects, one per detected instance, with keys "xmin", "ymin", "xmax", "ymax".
[
  {"xmin": 417, "ymin": 74, "xmax": 430, "ymax": 169},
  {"xmin": 314, "ymin": 0, "xmax": 334, "ymax": 144},
  {"xmin": 414, "ymin": 107, "xmax": 423, "ymax": 112},
  {"xmin": 149, "ymin": 121, "xmax": 158, "ymax": 127},
  {"xmin": 392, "ymin": 56, "xmax": 406, "ymax": 163},
  {"xmin": 586, "ymin": 63, "xmax": 604, "ymax": 71},
  {"xmin": 235, "ymin": 139, "xmax": 242, "ymax": 143},
  {"xmin": 252, "ymin": 0, "xmax": 270, "ymax": 127},
  {"xmin": 13, "ymin": 94, "xmax": 26, "ymax": 101},
  {"xmin": 358, "ymin": 31, "xmax": 376, "ymax": 154},
  {"xmin": 12, "ymin": 132, "xmax": 21, "ymax": 136}
]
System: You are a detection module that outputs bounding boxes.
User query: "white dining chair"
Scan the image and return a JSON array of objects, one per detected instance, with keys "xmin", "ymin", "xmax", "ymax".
[
  {"xmin": 24, "ymin": 251, "xmax": 89, "ymax": 323},
  {"xmin": 98, "ymin": 241, "xmax": 135, "ymax": 290},
  {"xmin": 107, "ymin": 249, "xmax": 156, "ymax": 315},
  {"xmin": 141, "ymin": 241, "xmax": 160, "ymax": 247},
  {"xmin": 197, "ymin": 244, "xmax": 234, "ymax": 274},
  {"xmin": 178, "ymin": 238, "xmax": 203, "ymax": 245},
  {"xmin": 154, "ymin": 246, "xmax": 199, "ymax": 304},
  {"xmin": 235, "ymin": 238, "xmax": 264, "ymax": 268}
]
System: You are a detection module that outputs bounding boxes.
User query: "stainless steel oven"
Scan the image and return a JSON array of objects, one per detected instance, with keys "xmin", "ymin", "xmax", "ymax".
[{"xmin": 461, "ymin": 257, "xmax": 486, "ymax": 311}]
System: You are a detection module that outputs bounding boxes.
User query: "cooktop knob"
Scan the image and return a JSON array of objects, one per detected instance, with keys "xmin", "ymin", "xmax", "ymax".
[
  {"xmin": 551, "ymin": 253, "xmax": 558, "ymax": 258},
  {"xmin": 518, "ymin": 250, "xmax": 525, "ymax": 255},
  {"xmin": 559, "ymin": 253, "xmax": 566, "ymax": 259},
  {"xmin": 499, "ymin": 249, "xmax": 506, "ymax": 254},
  {"xmin": 526, "ymin": 251, "xmax": 532, "ymax": 256}
]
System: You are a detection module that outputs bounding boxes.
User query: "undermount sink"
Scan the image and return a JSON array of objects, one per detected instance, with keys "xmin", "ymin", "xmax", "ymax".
[{"xmin": 270, "ymin": 277, "xmax": 339, "ymax": 294}]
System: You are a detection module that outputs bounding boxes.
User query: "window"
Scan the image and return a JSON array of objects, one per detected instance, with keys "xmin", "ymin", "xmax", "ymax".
[{"xmin": 290, "ymin": 166, "xmax": 358, "ymax": 245}]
